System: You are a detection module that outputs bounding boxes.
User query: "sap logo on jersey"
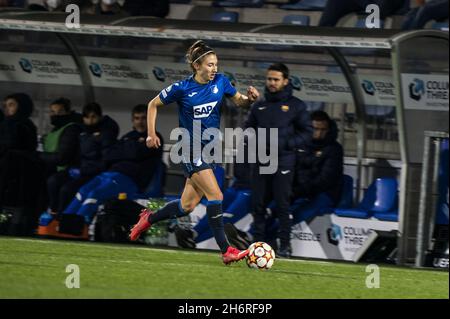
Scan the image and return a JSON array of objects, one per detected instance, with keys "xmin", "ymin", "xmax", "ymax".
[{"xmin": 193, "ymin": 101, "xmax": 218, "ymax": 118}]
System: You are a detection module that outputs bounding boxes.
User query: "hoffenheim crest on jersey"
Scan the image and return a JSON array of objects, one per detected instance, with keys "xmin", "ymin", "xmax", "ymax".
[{"xmin": 211, "ymin": 85, "xmax": 219, "ymax": 94}]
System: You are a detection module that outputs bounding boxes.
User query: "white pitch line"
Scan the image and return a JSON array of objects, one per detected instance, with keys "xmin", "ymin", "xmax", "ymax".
[
  {"xmin": 7, "ymin": 238, "xmax": 449, "ymax": 274},
  {"xmin": 9, "ymin": 238, "xmax": 219, "ymax": 257},
  {"xmin": 7, "ymin": 238, "xmax": 331, "ymax": 264},
  {"xmin": 104, "ymin": 259, "xmax": 222, "ymax": 270}
]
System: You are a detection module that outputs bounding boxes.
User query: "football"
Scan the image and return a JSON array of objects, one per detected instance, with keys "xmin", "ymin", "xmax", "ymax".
[{"xmin": 246, "ymin": 242, "xmax": 275, "ymax": 270}]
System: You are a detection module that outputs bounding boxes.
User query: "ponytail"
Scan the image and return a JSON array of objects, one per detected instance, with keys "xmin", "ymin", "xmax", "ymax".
[{"xmin": 185, "ymin": 40, "xmax": 215, "ymax": 72}]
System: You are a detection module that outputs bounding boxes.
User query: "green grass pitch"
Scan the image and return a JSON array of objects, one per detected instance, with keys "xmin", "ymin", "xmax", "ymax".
[{"xmin": 0, "ymin": 236, "xmax": 448, "ymax": 299}]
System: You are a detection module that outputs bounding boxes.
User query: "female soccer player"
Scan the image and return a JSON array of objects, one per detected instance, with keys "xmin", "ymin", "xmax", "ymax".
[{"xmin": 130, "ymin": 40, "xmax": 260, "ymax": 264}]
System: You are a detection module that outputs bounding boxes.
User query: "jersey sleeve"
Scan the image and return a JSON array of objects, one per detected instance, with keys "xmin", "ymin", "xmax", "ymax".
[
  {"xmin": 159, "ymin": 82, "xmax": 183, "ymax": 105},
  {"xmin": 222, "ymin": 75, "xmax": 238, "ymax": 97}
]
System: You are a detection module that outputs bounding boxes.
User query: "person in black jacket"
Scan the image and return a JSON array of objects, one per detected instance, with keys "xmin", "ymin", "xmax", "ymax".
[
  {"xmin": 292, "ymin": 110, "xmax": 344, "ymax": 208},
  {"xmin": 40, "ymin": 97, "xmax": 83, "ymax": 172},
  {"xmin": 287, "ymin": 111, "xmax": 345, "ymax": 228},
  {"xmin": 79, "ymin": 102, "xmax": 119, "ymax": 178},
  {"xmin": 225, "ymin": 111, "xmax": 344, "ymax": 254},
  {"xmin": 61, "ymin": 104, "xmax": 163, "ymax": 233},
  {"xmin": 42, "ymin": 97, "xmax": 83, "ymax": 215},
  {"xmin": 245, "ymin": 63, "xmax": 312, "ymax": 257},
  {"xmin": 0, "ymin": 93, "xmax": 46, "ymax": 235},
  {"xmin": 0, "ymin": 93, "xmax": 37, "ymax": 156},
  {"xmin": 47, "ymin": 102, "xmax": 119, "ymax": 217}
]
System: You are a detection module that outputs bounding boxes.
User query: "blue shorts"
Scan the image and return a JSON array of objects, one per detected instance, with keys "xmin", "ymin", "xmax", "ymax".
[{"xmin": 182, "ymin": 161, "xmax": 217, "ymax": 179}]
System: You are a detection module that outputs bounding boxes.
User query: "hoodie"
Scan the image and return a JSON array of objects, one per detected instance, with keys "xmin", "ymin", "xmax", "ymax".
[
  {"xmin": 293, "ymin": 119, "xmax": 344, "ymax": 204},
  {"xmin": 79, "ymin": 115, "xmax": 119, "ymax": 177},
  {"xmin": 0, "ymin": 93, "xmax": 37, "ymax": 156}
]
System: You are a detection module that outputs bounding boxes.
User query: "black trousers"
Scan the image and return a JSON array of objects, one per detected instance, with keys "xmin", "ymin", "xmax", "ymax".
[
  {"xmin": 0, "ymin": 150, "xmax": 47, "ymax": 235},
  {"xmin": 47, "ymin": 171, "xmax": 93, "ymax": 213},
  {"xmin": 251, "ymin": 166, "xmax": 294, "ymax": 248}
]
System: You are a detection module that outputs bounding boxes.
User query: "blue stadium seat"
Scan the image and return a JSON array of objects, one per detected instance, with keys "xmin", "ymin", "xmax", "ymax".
[
  {"xmin": 355, "ymin": 18, "xmax": 385, "ymax": 29},
  {"xmin": 282, "ymin": 14, "xmax": 310, "ymax": 26},
  {"xmin": 335, "ymin": 178, "xmax": 398, "ymax": 219},
  {"xmin": 371, "ymin": 178, "xmax": 398, "ymax": 213},
  {"xmin": 334, "ymin": 205, "xmax": 372, "ymax": 219},
  {"xmin": 432, "ymin": 22, "xmax": 449, "ymax": 31},
  {"xmin": 337, "ymin": 175, "xmax": 354, "ymax": 209},
  {"xmin": 372, "ymin": 211, "xmax": 398, "ymax": 222},
  {"xmin": 372, "ymin": 179, "xmax": 399, "ymax": 221},
  {"xmin": 213, "ymin": 0, "xmax": 264, "ymax": 8},
  {"xmin": 212, "ymin": 11, "xmax": 239, "ymax": 23},
  {"xmin": 280, "ymin": 0, "xmax": 327, "ymax": 11}
]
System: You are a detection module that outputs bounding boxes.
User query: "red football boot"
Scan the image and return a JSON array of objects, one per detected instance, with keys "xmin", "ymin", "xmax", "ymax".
[
  {"xmin": 222, "ymin": 246, "xmax": 249, "ymax": 265},
  {"xmin": 129, "ymin": 209, "xmax": 153, "ymax": 241}
]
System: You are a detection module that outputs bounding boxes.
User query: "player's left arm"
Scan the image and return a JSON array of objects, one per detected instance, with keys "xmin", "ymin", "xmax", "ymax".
[{"xmin": 230, "ymin": 86, "xmax": 260, "ymax": 108}]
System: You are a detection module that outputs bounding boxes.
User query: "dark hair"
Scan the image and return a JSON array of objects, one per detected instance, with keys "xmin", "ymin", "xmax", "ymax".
[
  {"xmin": 185, "ymin": 40, "xmax": 216, "ymax": 72},
  {"xmin": 4, "ymin": 92, "xmax": 34, "ymax": 119},
  {"xmin": 50, "ymin": 97, "xmax": 71, "ymax": 112},
  {"xmin": 132, "ymin": 104, "xmax": 147, "ymax": 115},
  {"xmin": 82, "ymin": 102, "xmax": 102, "ymax": 117},
  {"xmin": 311, "ymin": 110, "xmax": 331, "ymax": 124},
  {"xmin": 268, "ymin": 63, "xmax": 290, "ymax": 79}
]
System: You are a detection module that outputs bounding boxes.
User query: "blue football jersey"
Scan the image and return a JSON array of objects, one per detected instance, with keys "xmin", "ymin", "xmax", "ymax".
[{"xmin": 159, "ymin": 73, "xmax": 237, "ymax": 148}]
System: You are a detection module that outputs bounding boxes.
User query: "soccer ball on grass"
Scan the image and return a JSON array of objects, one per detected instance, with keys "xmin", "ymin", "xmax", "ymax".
[{"xmin": 246, "ymin": 242, "xmax": 275, "ymax": 270}]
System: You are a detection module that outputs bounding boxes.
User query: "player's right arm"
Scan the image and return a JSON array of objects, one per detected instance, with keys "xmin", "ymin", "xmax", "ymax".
[
  {"xmin": 148, "ymin": 81, "xmax": 183, "ymax": 148},
  {"xmin": 146, "ymin": 96, "xmax": 164, "ymax": 149}
]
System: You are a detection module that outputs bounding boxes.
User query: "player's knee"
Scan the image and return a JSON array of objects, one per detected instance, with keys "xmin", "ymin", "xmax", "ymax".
[
  {"xmin": 208, "ymin": 191, "xmax": 223, "ymax": 202},
  {"xmin": 181, "ymin": 201, "xmax": 196, "ymax": 213}
]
